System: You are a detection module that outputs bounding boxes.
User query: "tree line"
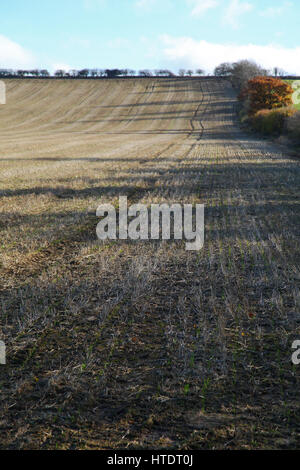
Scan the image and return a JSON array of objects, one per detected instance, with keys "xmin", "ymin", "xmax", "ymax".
[
  {"xmin": 0, "ymin": 61, "xmax": 295, "ymax": 81},
  {"xmin": 0, "ymin": 67, "xmax": 206, "ymax": 78}
]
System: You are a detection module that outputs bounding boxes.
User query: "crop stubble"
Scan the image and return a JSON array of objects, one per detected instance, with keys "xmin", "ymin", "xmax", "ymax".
[{"xmin": 0, "ymin": 78, "xmax": 299, "ymax": 449}]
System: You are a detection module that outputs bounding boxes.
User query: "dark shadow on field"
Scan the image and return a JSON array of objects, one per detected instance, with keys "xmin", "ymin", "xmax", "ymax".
[
  {"xmin": 90, "ymin": 99, "xmax": 205, "ymax": 108},
  {"xmin": 0, "ymin": 156, "xmax": 171, "ymax": 163},
  {"xmin": 1, "ymin": 201, "xmax": 299, "ymax": 244},
  {"xmin": 0, "ymin": 205, "xmax": 299, "ymax": 449},
  {"xmin": 1, "ymin": 159, "xmax": 299, "ymax": 246}
]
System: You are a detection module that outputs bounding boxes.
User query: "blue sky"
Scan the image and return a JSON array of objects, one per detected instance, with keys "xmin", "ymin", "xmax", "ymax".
[{"xmin": 1, "ymin": 0, "xmax": 300, "ymax": 73}]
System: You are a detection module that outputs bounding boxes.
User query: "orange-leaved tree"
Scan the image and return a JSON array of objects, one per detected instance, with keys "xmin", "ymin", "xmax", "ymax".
[{"xmin": 239, "ymin": 76, "xmax": 293, "ymax": 115}]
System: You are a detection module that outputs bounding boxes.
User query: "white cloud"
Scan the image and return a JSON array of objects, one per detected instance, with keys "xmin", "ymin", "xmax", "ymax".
[
  {"xmin": 52, "ymin": 63, "xmax": 72, "ymax": 73},
  {"xmin": 0, "ymin": 34, "xmax": 36, "ymax": 69},
  {"xmin": 223, "ymin": 0, "xmax": 253, "ymax": 29},
  {"xmin": 160, "ymin": 35, "xmax": 300, "ymax": 75},
  {"xmin": 188, "ymin": 0, "xmax": 219, "ymax": 16},
  {"xmin": 260, "ymin": 1, "xmax": 292, "ymax": 18}
]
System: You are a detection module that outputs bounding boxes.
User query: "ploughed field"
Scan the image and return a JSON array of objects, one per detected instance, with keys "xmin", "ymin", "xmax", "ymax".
[{"xmin": 0, "ymin": 78, "xmax": 299, "ymax": 449}]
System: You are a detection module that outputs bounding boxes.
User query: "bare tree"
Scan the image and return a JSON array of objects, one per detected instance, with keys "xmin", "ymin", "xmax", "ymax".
[
  {"xmin": 105, "ymin": 69, "xmax": 123, "ymax": 78},
  {"xmin": 214, "ymin": 60, "xmax": 268, "ymax": 90},
  {"xmin": 139, "ymin": 69, "xmax": 153, "ymax": 77},
  {"xmin": 78, "ymin": 69, "xmax": 89, "ymax": 77},
  {"xmin": 214, "ymin": 62, "xmax": 233, "ymax": 77},
  {"xmin": 155, "ymin": 69, "xmax": 173, "ymax": 77},
  {"xmin": 231, "ymin": 60, "xmax": 268, "ymax": 90},
  {"xmin": 54, "ymin": 70, "xmax": 65, "ymax": 77},
  {"xmin": 90, "ymin": 69, "xmax": 99, "ymax": 77}
]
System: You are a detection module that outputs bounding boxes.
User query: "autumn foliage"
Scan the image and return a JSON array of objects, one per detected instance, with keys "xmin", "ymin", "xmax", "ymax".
[
  {"xmin": 250, "ymin": 107, "xmax": 295, "ymax": 135},
  {"xmin": 239, "ymin": 76, "xmax": 293, "ymax": 115}
]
